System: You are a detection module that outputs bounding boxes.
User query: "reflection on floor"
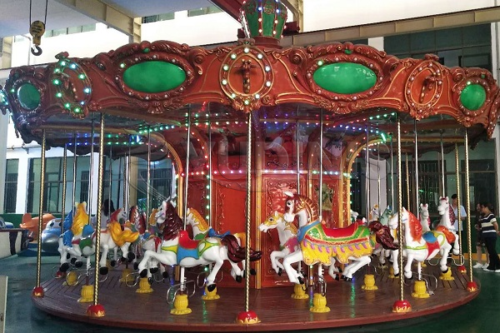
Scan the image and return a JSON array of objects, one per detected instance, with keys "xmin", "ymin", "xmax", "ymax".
[{"xmin": 1, "ymin": 255, "xmax": 498, "ymax": 333}]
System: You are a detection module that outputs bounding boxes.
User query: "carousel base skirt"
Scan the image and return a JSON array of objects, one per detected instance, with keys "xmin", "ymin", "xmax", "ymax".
[{"xmin": 32, "ymin": 265, "xmax": 479, "ymax": 332}]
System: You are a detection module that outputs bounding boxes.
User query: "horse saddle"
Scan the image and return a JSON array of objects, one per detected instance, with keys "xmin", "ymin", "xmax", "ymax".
[
  {"xmin": 422, "ymin": 231, "xmax": 437, "ymax": 243},
  {"xmin": 322, "ymin": 222, "xmax": 359, "ymax": 239},
  {"xmin": 179, "ymin": 230, "xmax": 199, "ymax": 249},
  {"xmin": 208, "ymin": 228, "xmax": 230, "ymax": 239}
]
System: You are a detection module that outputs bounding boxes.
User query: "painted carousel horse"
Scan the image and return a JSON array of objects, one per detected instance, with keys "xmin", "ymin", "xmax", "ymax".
[
  {"xmin": 281, "ymin": 192, "xmax": 397, "ymax": 283},
  {"xmin": 259, "ymin": 211, "xmax": 340, "ymax": 280},
  {"xmin": 369, "ymin": 204, "xmax": 380, "ymax": 222},
  {"xmin": 58, "ymin": 202, "xmax": 95, "ymax": 273},
  {"xmin": 388, "ymin": 208, "xmax": 452, "ymax": 279},
  {"xmin": 98, "ymin": 208, "xmax": 139, "ymax": 274},
  {"xmin": 186, "ymin": 207, "xmax": 252, "ymax": 278},
  {"xmin": 372, "ymin": 206, "xmax": 396, "ymax": 267},
  {"xmin": 138, "ymin": 200, "xmax": 262, "ymax": 291},
  {"xmin": 437, "ymin": 197, "xmax": 460, "ymax": 255}
]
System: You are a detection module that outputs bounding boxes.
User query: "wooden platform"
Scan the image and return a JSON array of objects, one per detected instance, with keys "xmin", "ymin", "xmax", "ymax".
[{"xmin": 32, "ymin": 264, "xmax": 480, "ymax": 332}]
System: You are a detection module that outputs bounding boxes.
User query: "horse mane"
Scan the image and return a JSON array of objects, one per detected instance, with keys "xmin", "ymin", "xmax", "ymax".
[
  {"xmin": 294, "ymin": 194, "xmax": 319, "ymax": 222},
  {"xmin": 71, "ymin": 203, "xmax": 88, "ymax": 235},
  {"xmin": 408, "ymin": 211, "xmax": 422, "ymax": 241},
  {"xmin": 188, "ymin": 208, "xmax": 209, "ymax": 232},
  {"xmin": 449, "ymin": 204, "xmax": 456, "ymax": 224},
  {"xmin": 129, "ymin": 206, "xmax": 146, "ymax": 234},
  {"xmin": 162, "ymin": 201, "xmax": 184, "ymax": 241}
]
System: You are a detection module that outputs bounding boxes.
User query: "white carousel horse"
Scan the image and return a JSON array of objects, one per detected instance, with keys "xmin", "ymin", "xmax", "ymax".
[
  {"xmin": 281, "ymin": 192, "xmax": 397, "ymax": 284},
  {"xmin": 185, "ymin": 207, "xmax": 250, "ymax": 279},
  {"xmin": 138, "ymin": 200, "xmax": 262, "ymax": 291},
  {"xmin": 369, "ymin": 204, "xmax": 380, "ymax": 222},
  {"xmin": 419, "ymin": 203, "xmax": 431, "ymax": 233},
  {"xmin": 259, "ymin": 211, "xmax": 339, "ymax": 280},
  {"xmin": 437, "ymin": 197, "xmax": 460, "ymax": 255},
  {"xmin": 97, "ymin": 208, "xmax": 139, "ymax": 275},
  {"xmin": 388, "ymin": 208, "xmax": 452, "ymax": 279},
  {"xmin": 58, "ymin": 202, "xmax": 95, "ymax": 273}
]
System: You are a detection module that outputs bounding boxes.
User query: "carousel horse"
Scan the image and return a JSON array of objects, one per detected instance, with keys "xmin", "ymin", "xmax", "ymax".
[
  {"xmin": 98, "ymin": 208, "xmax": 139, "ymax": 274},
  {"xmin": 185, "ymin": 208, "xmax": 252, "ymax": 278},
  {"xmin": 388, "ymin": 208, "xmax": 452, "ymax": 279},
  {"xmin": 372, "ymin": 206, "xmax": 395, "ymax": 267},
  {"xmin": 58, "ymin": 203, "xmax": 95, "ymax": 273},
  {"xmin": 281, "ymin": 192, "xmax": 397, "ymax": 283},
  {"xmin": 369, "ymin": 204, "xmax": 380, "ymax": 222},
  {"xmin": 138, "ymin": 200, "xmax": 262, "ymax": 291},
  {"xmin": 419, "ymin": 203, "xmax": 431, "ymax": 233},
  {"xmin": 259, "ymin": 211, "xmax": 340, "ymax": 280},
  {"xmin": 436, "ymin": 197, "xmax": 460, "ymax": 255}
]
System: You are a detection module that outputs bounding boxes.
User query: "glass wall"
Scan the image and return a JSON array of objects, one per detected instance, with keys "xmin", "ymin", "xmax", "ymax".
[{"xmin": 3, "ymin": 159, "xmax": 19, "ymax": 213}]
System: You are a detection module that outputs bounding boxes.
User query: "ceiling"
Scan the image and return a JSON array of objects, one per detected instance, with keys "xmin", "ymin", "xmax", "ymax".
[{"xmin": 0, "ymin": 0, "xmax": 220, "ymax": 39}]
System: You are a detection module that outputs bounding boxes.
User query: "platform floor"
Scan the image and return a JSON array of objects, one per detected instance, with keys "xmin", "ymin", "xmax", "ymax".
[{"xmin": 3, "ymin": 255, "xmax": 482, "ymax": 332}]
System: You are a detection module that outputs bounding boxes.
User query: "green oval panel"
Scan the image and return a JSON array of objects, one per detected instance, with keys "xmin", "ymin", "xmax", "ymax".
[
  {"xmin": 460, "ymin": 84, "xmax": 486, "ymax": 111},
  {"xmin": 17, "ymin": 83, "xmax": 40, "ymax": 110},
  {"xmin": 123, "ymin": 61, "xmax": 186, "ymax": 93},
  {"xmin": 313, "ymin": 63, "xmax": 377, "ymax": 94}
]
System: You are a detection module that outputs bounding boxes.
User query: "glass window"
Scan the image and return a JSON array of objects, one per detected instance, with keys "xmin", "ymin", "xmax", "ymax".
[
  {"xmin": 81, "ymin": 24, "xmax": 96, "ymax": 32},
  {"xmin": 3, "ymin": 159, "xmax": 19, "ymax": 213},
  {"xmin": 136, "ymin": 158, "xmax": 172, "ymax": 212}
]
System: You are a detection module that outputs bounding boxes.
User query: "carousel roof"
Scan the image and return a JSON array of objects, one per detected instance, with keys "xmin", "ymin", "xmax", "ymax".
[{"xmin": 0, "ymin": 0, "xmax": 498, "ymax": 159}]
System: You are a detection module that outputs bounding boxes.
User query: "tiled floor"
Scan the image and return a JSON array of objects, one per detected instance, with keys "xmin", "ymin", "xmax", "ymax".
[{"xmin": 1, "ymin": 255, "xmax": 498, "ymax": 333}]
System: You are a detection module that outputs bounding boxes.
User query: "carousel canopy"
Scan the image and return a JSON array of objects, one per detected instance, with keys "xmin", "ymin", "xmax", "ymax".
[{"xmin": 0, "ymin": 0, "xmax": 498, "ymax": 159}]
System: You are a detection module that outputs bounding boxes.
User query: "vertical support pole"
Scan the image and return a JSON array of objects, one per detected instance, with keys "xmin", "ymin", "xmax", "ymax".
[
  {"xmin": 72, "ymin": 134, "xmax": 77, "ymax": 217},
  {"xmin": 377, "ymin": 142, "xmax": 381, "ymax": 211},
  {"xmin": 390, "ymin": 136, "xmax": 394, "ymax": 208},
  {"xmin": 455, "ymin": 143, "xmax": 463, "ymax": 260},
  {"xmin": 88, "ymin": 120, "xmax": 95, "ymax": 224},
  {"xmin": 61, "ymin": 144, "xmax": 68, "ymax": 234},
  {"xmin": 236, "ymin": 111, "xmax": 260, "ymax": 324},
  {"xmin": 405, "ymin": 153, "xmax": 410, "ymax": 211},
  {"xmin": 180, "ymin": 110, "xmax": 192, "ymax": 294},
  {"xmin": 208, "ymin": 113, "xmax": 213, "ymax": 227},
  {"xmin": 116, "ymin": 156, "xmax": 122, "ymax": 208},
  {"xmin": 88, "ymin": 113, "xmax": 106, "ymax": 317},
  {"xmin": 32, "ymin": 130, "xmax": 46, "ymax": 298},
  {"xmin": 146, "ymin": 126, "xmax": 151, "ymax": 220},
  {"xmin": 366, "ymin": 125, "xmax": 370, "ymax": 217},
  {"xmin": 414, "ymin": 121, "xmax": 420, "ymax": 215},
  {"xmin": 319, "ymin": 110, "xmax": 323, "ymax": 218},
  {"xmin": 440, "ymin": 131, "xmax": 445, "ymax": 197},
  {"xmin": 296, "ymin": 120, "xmax": 300, "ymax": 195},
  {"xmin": 464, "ymin": 130, "xmax": 478, "ymax": 291},
  {"xmin": 108, "ymin": 147, "xmax": 112, "ymax": 212},
  {"xmin": 392, "ymin": 115, "xmax": 411, "ymax": 312}
]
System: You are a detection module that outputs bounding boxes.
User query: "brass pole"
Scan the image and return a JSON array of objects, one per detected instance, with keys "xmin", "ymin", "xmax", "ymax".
[
  {"xmin": 35, "ymin": 130, "xmax": 46, "ymax": 288},
  {"xmin": 208, "ymin": 112, "xmax": 213, "ymax": 227},
  {"xmin": 455, "ymin": 144, "xmax": 462, "ymax": 255},
  {"xmin": 366, "ymin": 125, "xmax": 370, "ymax": 217},
  {"xmin": 296, "ymin": 119, "xmax": 300, "ymax": 195},
  {"xmin": 244, "ymin": 111, "xmax": 253, "ymax": 312},
  {"xmin": 93, "ymin": 113, "xmax": 105, "ymax": 306},
  {"xmin": 397, "ymin": 116, "xmax": 404, "ymax": 301},
  {"xmin": 61, "ymin": 144, "xmax": 68, "ymax": 234},
  {"xmin": 108, "ymin": 147, "xmax": 112, "ymax": 212},
  {"xmin": 180, "ymin": 110, "xmax": 192, "ymax": 292},
  {"xmin": 464, "ymin": 130, "xmax": 474, "ymax": 282},
  {"xmin": 377, "ymin": 143, "xmax": 381, "ymax": 211},
  {"xmin": 390, "ymin": 136, "xmax": 394, "ymax": 208},
  {"xmin": 440, "ymin": 131, "xmax": 445, "ymax": 197}
]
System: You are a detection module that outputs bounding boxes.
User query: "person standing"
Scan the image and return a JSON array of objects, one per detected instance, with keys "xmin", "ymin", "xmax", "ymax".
[
  {"xmin": 451, "ymin": 194, "xmax": 467, "ymax": 232},
  {"xmin": 473, "ymin": 203, "xmax": 488, "ymax": 269},
  {"xmin": 480, "ymin": 203, "xmax": 500, "ymax": 272}
]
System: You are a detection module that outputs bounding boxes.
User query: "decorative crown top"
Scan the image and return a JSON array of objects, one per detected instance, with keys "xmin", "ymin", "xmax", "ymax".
[{"xmin": 240, "ymin": 0, "xmax": 288, "ymax": 40}]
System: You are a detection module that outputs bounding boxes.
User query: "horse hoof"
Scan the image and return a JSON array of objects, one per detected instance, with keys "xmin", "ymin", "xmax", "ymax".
[
  {"xmin": 139, "ymin": 270, "xmax": 147, "ymax": 278},
  {"xmin": 66, "ymin": 253, "xmax": 71, "ymax": 260},
  {"xmin": 99, "ymin": 267, "xmax": 109, "ymax": 275},
  {"xmin": 250, "ymin": 268, "xmax": 256, "ymax": 276},
  {"xmin": 150, "ymin": 267, "xmax": 159, "ymax": 274},
  {"xmin": 278, "ymin": 268, "xmax": 282, "ymax": 276},
  {"xmin": 338, "ymin": 267, "xmax": 343, "ymax": 273},
  {"xmin": 298, "ymin": 276, "xmax": 304, "ymax": 284},
  {"xmin": 148, "ymin": 278, "xmax": 153, "ymax": 285},
  {"xmin": 207, "ymin": 284, "xmax": 216, "ymax": 292},
  {"xmin": 128, "ymin": 252, "xmax": 136, "ymax": 262},
  {"xmin": 236, "ymin": 276, "xmax": 242, "ymax": 283},
  {"xmin": 110, "ymin": 260, "xmax": 116, "ymax": 267},
  {"xmin": 343, "ymin": 276, "xmax": 352, "ymax": 282},
  {"xmin": 70, "ymin": 258, "xmax": 77, "ymax": 265},
  {"xmin": 442, "ymin": 268, "xmax": 449, "ymax": 274},
  {"xmin": 75, "ymin": 261, "xmax": 83, "ymax": 268},
  {"xmin": 60, "ymin": 263, "xmax": 70, "ymax": 272},
  {"xmin": 162, "ymin": 272, "xmax": 169, "ymax": 279},
  {"xmin": 335, "ymin": 275, "xmax": 340, "ymax": 281},
  {"xmin": 133, "ymin": 263, "xmax": 139, "ymax": 270}
]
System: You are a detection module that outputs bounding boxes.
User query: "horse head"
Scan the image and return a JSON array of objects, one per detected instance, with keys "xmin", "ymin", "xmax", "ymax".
[
  {"xmin": 259, "ymin": 211, "xmax": 284, "ymax": 232},
  {"xmin": 388, "ymin": 207, "xmax": 409, "ymax": 230},
  {"xmin": 379, "ymin": 206, "xmax": 393, "ymax": 226},
  {"xmin": 369, "ymin": 204, "xmax": 380, "ymax": 222},
  {"xmin": 110, "ymin": 208, "xmax": 127, "ymax": 224},
  {"xmin": 283, "ymin": 191, "xmax": 318, "ymax": 227}
]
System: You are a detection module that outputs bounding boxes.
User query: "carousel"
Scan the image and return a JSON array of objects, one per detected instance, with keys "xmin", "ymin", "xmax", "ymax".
[{"xmin": 0, "ymin": 0, "xmax": 498, "ymax": 331}]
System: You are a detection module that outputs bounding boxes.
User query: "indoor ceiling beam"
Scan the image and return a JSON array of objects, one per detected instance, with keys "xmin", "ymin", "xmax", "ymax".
[
  {"xmin": 281, "ymin": 0, "xmax": 303, "ymax": 32},
  {"xmin": 281, "ymin": 6, "xmax": 500, "ymax": 47},
  {"xmin": 211, "ymin": 0, "xmax": 243, "ymax": 20},
  {"xmin": 54, "ymin": 0, "xmax": 141, "ymax": 43}
]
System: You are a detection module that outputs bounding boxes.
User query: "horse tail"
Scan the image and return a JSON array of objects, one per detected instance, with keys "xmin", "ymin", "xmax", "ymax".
[{"xmin": 221, "ymin": 234, "xmax": 262, "ymax": 263}]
